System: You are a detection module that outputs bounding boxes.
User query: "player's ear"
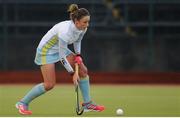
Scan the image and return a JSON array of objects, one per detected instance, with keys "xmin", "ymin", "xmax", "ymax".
[
  {"xmin": 74, "ymin": 18, "xmax": 77, "ymax": 23},
  {"xmin": 74, "ymin": 20, "xmax": 80, "ymax": 28}
]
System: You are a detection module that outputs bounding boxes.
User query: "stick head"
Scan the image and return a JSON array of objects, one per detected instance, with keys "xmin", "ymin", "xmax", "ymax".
[{"xmin": 76, "ymin": 107, "xmax": 84, "ymax": 115}]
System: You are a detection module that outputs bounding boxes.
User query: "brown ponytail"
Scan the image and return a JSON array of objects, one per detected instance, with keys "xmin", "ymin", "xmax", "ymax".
[
  {"xmin": 67, "ymin": 4, "xmax": 90, "ymax": 22},
  {"xmin": 68, "ymin": 4, "xmax": 79, "ymax": 14}
]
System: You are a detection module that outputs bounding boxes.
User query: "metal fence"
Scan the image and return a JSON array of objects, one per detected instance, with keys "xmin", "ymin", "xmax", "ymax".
[{"xmin": 0, "ymin": 0, "xmax": 180, "ymax": 71}]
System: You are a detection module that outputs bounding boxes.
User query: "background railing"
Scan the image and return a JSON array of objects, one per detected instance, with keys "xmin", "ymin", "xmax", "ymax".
[{"xmin": 0, "ymin": 0, "xmax": 180, "ymax": 71}]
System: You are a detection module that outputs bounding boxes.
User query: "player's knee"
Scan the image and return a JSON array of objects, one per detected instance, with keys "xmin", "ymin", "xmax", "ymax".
[
  {"xmin": 44, "ymin": 82, "xmax": 55, "ymax": 91},
  {"xmin": 79, "ymin": 67, "xmax": 88, "ymax": 78}
]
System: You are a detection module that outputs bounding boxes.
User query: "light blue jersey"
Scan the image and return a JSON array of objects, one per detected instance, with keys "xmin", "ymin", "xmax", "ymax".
[{"xmin": 35, "ymin": 20, "xmax": 87, "ymax": 73}]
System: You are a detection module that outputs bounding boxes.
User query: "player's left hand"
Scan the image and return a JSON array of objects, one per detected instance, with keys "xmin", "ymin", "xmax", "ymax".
[{"xmin": 75, "ymin": 54, "xmax": 83, "ymax": 65}]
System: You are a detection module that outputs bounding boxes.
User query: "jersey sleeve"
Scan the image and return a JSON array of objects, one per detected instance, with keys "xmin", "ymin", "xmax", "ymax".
[
  {"xmin": 73, "ymin": 39, "xmax": 81, "ymax": 54},
  {"xmin": 59, "ymin": 38, "xmax": 74, "ymax": 73},
  {"xmin": 73, "ymin": 30, "xmax": 87, "ymax": 54}
]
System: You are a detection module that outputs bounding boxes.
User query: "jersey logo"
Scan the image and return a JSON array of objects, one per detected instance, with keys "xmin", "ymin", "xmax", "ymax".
[{"xmin": 61, "ymin": 58, "xmax": 67, "ymax": 65}]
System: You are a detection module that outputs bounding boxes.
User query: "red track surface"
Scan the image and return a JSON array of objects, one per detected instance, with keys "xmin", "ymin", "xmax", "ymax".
[{"xmin": 0, "ymin": 71, "xmax": 180, "ymax": 84}]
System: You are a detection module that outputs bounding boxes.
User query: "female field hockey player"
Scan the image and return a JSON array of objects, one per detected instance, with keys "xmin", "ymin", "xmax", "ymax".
[{"xmin": 15, "ymin": 4, "xmax": 105, "ymax": 115}]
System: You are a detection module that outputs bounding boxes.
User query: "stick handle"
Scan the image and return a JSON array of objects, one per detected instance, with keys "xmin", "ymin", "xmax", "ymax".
[
  {"xmin": 75, "ymin": 63, "xmax": 80, "ymax": 110},
  {"xmin": 75, "ymin": 63, "xmax": 79, "ymax": 75},
  {"xmin": 74, "ymin": 63, "xmax": 79, "ymax": 91}
]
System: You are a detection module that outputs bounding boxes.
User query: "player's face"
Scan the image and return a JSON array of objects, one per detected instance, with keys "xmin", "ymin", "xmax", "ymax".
[{"xmin": 75, "ymin": 16, "xmax": 90, "ymax": 30}]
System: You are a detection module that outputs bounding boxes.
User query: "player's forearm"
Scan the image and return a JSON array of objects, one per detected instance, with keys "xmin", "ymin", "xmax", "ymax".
[{"xmin": 73, "ymin": 40, "xmax": 81, "ymax": 54}]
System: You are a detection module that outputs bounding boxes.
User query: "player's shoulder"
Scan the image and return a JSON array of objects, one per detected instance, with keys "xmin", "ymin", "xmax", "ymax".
[
  {"xmin": 55, "ymin": 20, "xmax": 71, "ymax": 28},
  {"xmin": 53, "ymin": 20, "xmax": 71, "ymax": 33}
]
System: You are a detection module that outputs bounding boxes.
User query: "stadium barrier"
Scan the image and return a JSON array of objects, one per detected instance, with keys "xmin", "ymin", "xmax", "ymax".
[{"xmin": 0, "ymin": 71, "xmax": 180, "ymax": 84}]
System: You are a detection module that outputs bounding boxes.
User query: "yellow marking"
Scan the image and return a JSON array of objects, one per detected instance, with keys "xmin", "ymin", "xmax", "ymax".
[{"xmin": 41, "ymin": 35, "xmax": 58, "ymax": 64}]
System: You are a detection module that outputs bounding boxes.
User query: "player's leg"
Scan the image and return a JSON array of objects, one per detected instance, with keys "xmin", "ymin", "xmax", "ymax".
[
  {"xmin": 16, "ymin": 64, "xmax": 56, "ymax": 115},
  {"xmin": 66, "ymin": 54, "xmax": 105, "ymax": 112},
  {"xmin": 66, "ymin": 54, "xmax": 90, "ymax": 101},
  {"xmin": 78, "ymin": 63, "xmax": 105, "ymax": 112},
  {"xmin": 40, "ymin": 64, "xmax": 56, "ymax": 91},
  {"xmin": 78, "ymin": 63, "xmax": 90, "ymax": 103}
]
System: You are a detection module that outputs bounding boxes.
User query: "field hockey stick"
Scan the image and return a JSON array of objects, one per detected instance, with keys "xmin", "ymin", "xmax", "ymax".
[{"xmin": 74, "ymin": 63, "xmax": 84, "ymax": 115}]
